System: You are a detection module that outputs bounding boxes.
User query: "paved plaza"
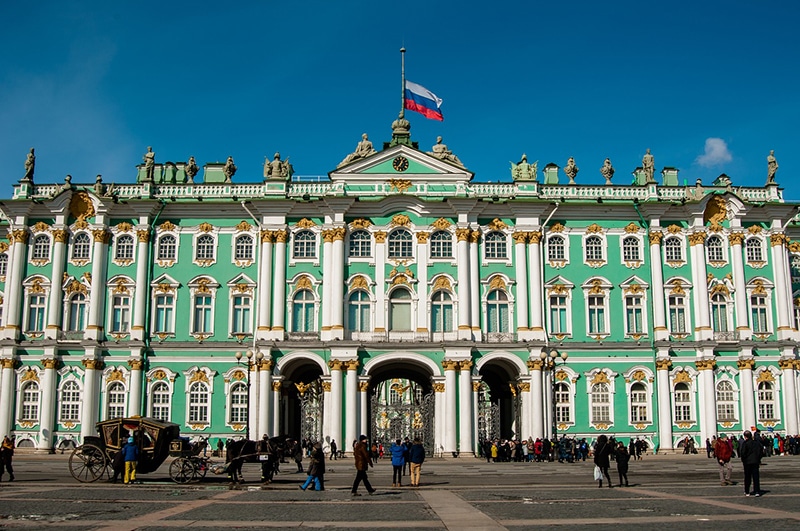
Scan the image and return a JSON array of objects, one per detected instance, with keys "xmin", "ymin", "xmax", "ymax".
[{"xmin": 1, "ymin": 452, "xmax": 800, "ymax": 529}]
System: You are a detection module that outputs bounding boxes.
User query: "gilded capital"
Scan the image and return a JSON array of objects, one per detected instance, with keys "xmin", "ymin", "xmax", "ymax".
[
  {"xmin": 655, "ymin": 358, "xmax": 672, "ymax": 371},
  {"xmin": 260, "ymin": 230, "xmax": 274, "ymax": 243},
  {"xmin": 528, "ymin": 231, "xmax": 542, "ymax": 244},
  {"xmin": 328, "ymin": 359, "xmax": 344, "ymax": 371},
  {"xmin": 137, "ymin": 229, "xmax": 151, "ymax": 243},
  {"xmin": 778, "ymin": 358, "xmax": 796, "ymax": 371},
  {"xmin": 373, "ymin": 231, "xmax": 387, "ymax": 244},
  {"xmin": 770, "ymin": 233, "xmax": 787, "ymax": 247},
  {"xmin": 527, "ymin": 359, "xmax": 544, "ymax": 371},
  {"xmin": 416, "ymin": 231, "xmax": 430, "ymax": 243},
  {"xmin": 93, "ymin": 229, "xmax": 111, "ymax": 244},
  {"xmin": 695, "ymin": 359, "xmax": 716, "ymax": 371},
  {"xmin": 82, "ymin": 359, "xmax": 104, "ymax": 370},
  {"xmin": 442, "ymin": 359, "xmax": 459, "ymax": 371},
  {"xmin": 127, "ymin": 359, "xmax": 144, "ymax": 371},
  {"xmin": 321, "ymin": 381, "xmax": 332, "ymax": 392},
  {"xmin": 331, "ymin": 227, "xmax": 347, "ymax": 242},
  {"xmin": 459, "ymin": 360, "xmax": 473, "ymax": 370},
  {"xmin": 51, "ymin": 229, "xmax": 68, "ymax": 243},
  {"xmin": 1, "ymin": 358, "xmax": 16, "ymax": 369},
  {"xmin": 737, "ymin": 358, "xmax": 755, "ymax": 371},
  {"xmin": 455, "ymin": 228, "xmax": 471, "ymax": 242},
  {"xmin": 472, "ymin": 382, "xmax": 481, "ymax": 392},
  {"xmin": 322, "ymin": 229, "xmax": 335, "ymax": 243},
  {"xmin": 41, "ymin": 358, "xmax": 58, "ymax": 370},
  {"xmin": 11, "ymin": 229, "xmax": 29, "ymax": 244},
  {"xmin": 648, "ymin": 231, "xmax": 663, "ymax": 246},
  {"xmin": 274, "ymin": 230, "xmax": 289, "ymax": 243},
  {"xmin": 433, "ymin": 383, "xmax": 445, "ymax": 392},
  {"xmin": 358, "ymin": 381, "xmax": 370, "ymax": 392},
  {"xmin": 513, "ymin": 231, "xmax": 528, "ymax": 244},
  {"xmin": 728, "ymin": 232, "xmax": 745, "ymax": 246},
  {"xmin": 518, "ymin": 382, "xmax": 531, "ymax": 392},
  {"xmin": 272, "ymin": 381, "xmax": 282, "ymax": 392},
  {"xmin": 259, "ymin": 359, "xmax": 274, "ymax": 371},
  {"xmin": 345, "ymin": 359, "xmax": 360, "ymax": 371},
  {"xmin": 469, "ymin": 229, "xmax": 481, "ymax": 243},
  {"xmin": 688, "ymin": 231, "xmax": 707, "ymax": 246}
]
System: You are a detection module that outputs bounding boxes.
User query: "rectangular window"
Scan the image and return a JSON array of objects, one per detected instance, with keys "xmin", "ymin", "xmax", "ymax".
[
  {"xmin": 232, "ymin": 295, "xmax": 251, "ymax": 334},
  {"xmin": 21, "ymin": 386, "xmax": 40, "ymax": 421},
  {"xmin": 27, "ymin": 294, "xmax": 46, "ymax": 332},
  {"xmin": 555, "ymin": 386, "xmax": 571, "ymax": 423},
  {"xmin": 549, "ymin": 295, "xmax": 568, "ymax": 334},
  {"xmin": 750, "ymin": 295, "xmax": 769, "ymax": 333},
  {"xmin": 189, "ymin": 386, "xmax": 209, "ymax": 423},
  {"xmin": 230, "ymin": 385, "xmax": 248, "ymax": 424},
  {"xmin": 668, "ymin": 295, "xmax": 686, "ymax": 334},
  {"xmin": 431, "ymin": 304, "xmax": 453, "ymax": 333},
  {"xmin": 486, "ymin": 303, "xmax": 509, "ymax": 334},
  {"xmin": 717, "ymin": 403, "xmax": 736, "ymax": 421},
  {"xmin": 111, "ymin": 295, "xmax": 131, "ymax": 333},
  {"xmin": 152, "ymin": 388, "xmax": 171, "ymax": 422},
  {"xmin": 674, "ymin": 391, "xmax": 692, "ymax": 422},
  {"xmin": 193, "ymin": 295, "xmax": 213, "ymax": 333},
  {"xmin": 587, "ymin": 295, "xmax": 606, "ymax": 334},
  {"xmin": 630, "ymin": 390, "xmax": 648, "ymax": 422},
  {"xmin": 155, "ymin": 294, "xmax": 175, "ymax": 334},
  {"xmin": 625, "ymin": 295, "xmax": 643, "ymax": 334}
]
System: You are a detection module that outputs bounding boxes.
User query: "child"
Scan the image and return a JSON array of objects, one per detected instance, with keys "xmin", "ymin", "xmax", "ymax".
[{"xmin": 615, "ymin": 441, "xmax": 630, "ymax": 487}]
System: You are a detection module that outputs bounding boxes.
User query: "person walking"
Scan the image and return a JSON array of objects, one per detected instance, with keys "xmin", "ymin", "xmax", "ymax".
[
  {"xmin": 390, "ymin": 438, "xmax": 405, "ymax": 487},
  {"xmin": 1, "ymin": 436, "xmax": 15, "ymax": 482},
  {"xmin": 740, "ymin": 430, "xmax": 762, "ymax": 496},
  {"xmin": 714, "ymin": 434, "xmax": 733, "ymax": 486},
  {"xmin": 299, "ymin": 442, "xmax": 325, "ymax": 491},
  {"xmin": 258, "ymin": 434, "xmax": 274, "ymax": 485},
  {"xmin": 292, "ymin": 439, "xmax": 304, "ymax": 473},
  {"xmin": 409, "ymin": 437, "xmax": 425, "ymax": 487},
  {"xmin": 330, "ymin": 439, "xmax": 338, "ymax": 460},
  {"xmin": 615, "ymin": 441, "xmax": 630, "ymax": 487},
  {"xmin": 121, "ymin": 436, "xmax": 139, "ymax": 485},
  {"xmin": 593, "ymin": 435, "xmax": 613, "ymax": 488},
  {"xmin": 351, "ymin": 434, "xmax": 375, "ymax": 496}
]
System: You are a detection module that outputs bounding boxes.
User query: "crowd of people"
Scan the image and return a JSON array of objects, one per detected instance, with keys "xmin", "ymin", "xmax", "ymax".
[{"xmin": 478, "ymin": 436, "xmax": 649, "ymax": 464}]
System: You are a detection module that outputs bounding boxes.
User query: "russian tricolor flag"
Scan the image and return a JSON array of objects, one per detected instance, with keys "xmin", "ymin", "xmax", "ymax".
[{"xmin": 404, "ymin": 81, "xmax": 444, "ymax": 121}]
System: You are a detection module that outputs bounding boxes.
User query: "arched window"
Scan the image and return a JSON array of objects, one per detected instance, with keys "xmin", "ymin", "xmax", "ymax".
[
  {"xmin": 33, "ymin": 234, "xmax": 52, "ymax": 260},
  {"xmin": 71, "ymin": 233, "xmax": 90, "ymax": 260},
  {"xmin": 349, "ymin": 230, "xmax": 371, "ymax": 258},
  {"xmin": 293, "ymin": 230, "xmax": 316, "ymax": 259},
  {"xmin": 59, "ymin": 381, "xmax": 81, "ymax": 422},
  {"xmin": 711, "ymin": 293, "xmax": 729, "ymax": 333},
  {"xmin": 347, "ymin": 290, "xmax": 371, "ymax": 332},
  {"xmin": 151, "ymin": 381, "xmax": 171, "ymax": 422},
  {"xmin": 388, "ymin": 229, "xmax": 413, "ymax": 259},
  {"xmin": 630, "ymin": 382, "xmax": 648, "ymax": 422},
  {"xmin": 430, "ymin": 231, "xmax": 452, "ymax": 259},
  {"xmin": 706, "ymin": 235, "xmax": 724, "ymax": 262},
  {"xmin": 585, "ymin": 236, "xmax": 603, "ymax": 262},
  {"xmin": 431, "ymin": 291, "xmax": 453, "ymax": 333},
  {"xmin": 67, "ymin": 293, "xmax": 87, "ymax": 332},
  {"xmin": 234, "ymin": 234, "xmax": 254, "ymax": 261},
  {"xmin": 188, "ymin": 381, "xmax": 210, "ymax": 423},
  {"xmin": 555, "ymin": 382, "xmax": 571, "ymax": 424},
  {"xmin": 115, "ymin": 234, "xmax": 135, "ymax": 261},
  {"xmin": 757, "ymin": 381, "xmax": 776, "ymax": 422},
  {"xmin": 20, "ymin": 381, "xmax": 40, "ymax": 421},
  {"xmin": 229, "ymin": 381, "xmax": 248, "ymax": 424},
  {"xmin": 389, "ymin": 288, "xmax": 412, "ymax": 331},
  {"xmin": 0, "ymin": 254, "xmax": 8, "ymax": 277},
  {"xmin": 745, "ymin": 238, "xmax": 764, "ymax": 262},
  {"xmin": 716, "ymin": 381, "xmax": 737, "ymax": 421},
  {"xmin": 590, "ymin": 383, "xmax": 611, "ymax": 423},
  {"xmin": 106, "ymin": 382, "xmax": 126, "ymax": 419},
  {"xmin": 674, "ymin": 382, "xmax": 692, "ymax": 422},
  {"xmin": 292, "ymin": 289, "xmax": 315, "ymax": 332},
  {"xmin": 157, "ymin": 234, "xmax": 177, "ymax": 261},
  {"xmin": 548, "ymin": 235, "xmax": 565, "ymax": 261},
  {"xmin": 196, "ymin": 234, "xmax": 215, "ymax": 261},
  {"xmin": 664, "ymin": 237, "xmax": 683, "ymax": 262},
  {"xmin": 622, "ymin": 236, "xmax": 640, "ymax": 262},
  {"xmin": 486, "ymin": 290, "xmax": 509, "ymax": 333},
  {"xmin": 484, "ymin": 231, "xmax": 507, "ymax": 259}
]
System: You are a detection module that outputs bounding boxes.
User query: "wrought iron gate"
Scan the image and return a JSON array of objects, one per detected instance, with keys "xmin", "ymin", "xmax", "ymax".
[
  {"xmin": 298, "ymin": 379, "xmax": 323, "ymax": 442},
  {"xmin": 477, "ymin": 382, "xmax": 501, "ymax": 443},
  {"xmin": 370, "ymin": 380, "xmax": 435, "ymax": 456}
]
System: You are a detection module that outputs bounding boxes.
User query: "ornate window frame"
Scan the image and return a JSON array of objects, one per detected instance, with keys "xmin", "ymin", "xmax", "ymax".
[
  {"xmin": 483, "ymin": 230, "xmax": 510, "ymax": 262},
  {"xmin": 287, "ymin": 274, "xmax": 320, "ymax": 336},
  {"xmin": 0, "ymin": 250, "xmax": 8, "ymax": 281},
  {"xmin": 585, "ymin": 368, "xmax": 617, "ymax": 430},
  {"xmin": 669, "ymin": 367, "xmax": 697, "ymax": 428},
  {"xmin": 429, "ymin": 230, "xmax": 454, "ymax": 260},
  {"xmin": 156, "ymin": 220, "xmax": 180, "ymax": 267},
  {"xmin": 744, "ymin": 229, "xmax": 767, "ymax": 269},
  {"xmin": 68, "ymin": 231, "xmax": 92, "ymax": 266},
  {"xmin": 665, "ymin": 277, "xmax": 692, "ymax": 339},
  {"xmin": 754, "ymin": 367, "xmax": 781, "ymax": 428},
  {"xmin": 481, "ymin": 274, "xmax": 515, "ymax": 339},
  {"xmin": 582, "ymin": 224, "xmax": 606, "ymax": 268},
  {"xmin": 107, "ymin": 275, "xmax": 135, "ymax": 339},
  {"xmin": 150, "ymin": 274, "xmax": 179, "ymax": 339},
  {"xmin": 57, "ymin": 377, "xmax": 83, "ymax": 427},
  {"xmin": 146, "ymin": 367, "xmax": 177, "ymax": 422},
  {"xmin": 223, "ymin": 367, "xmax": 250, "ymax": 431},
  {"xmin": 620, "ymin": 233, "xmax": 643, "ymax": 269},
  {"xmin": 582, "ymin": 277, "xmax": 611, "ymax": 339},
  {"xmin": 345, "ymin": 273, "xmax": 375, "ymax": 339},
  {"xmin": 63, "ymin": 286, "xmax": 89, "ymax": 336},
  {"xmin": 347, "ymin": 228, "xmax": 373, "ymax": 260},
  {"xmin": 429, "ymin": 278, "xmax": 456, "ymax": 340},
  {"xmin": 553, "ymin": 366, "xmax": 578, "ymax": 430},
  {"xmin": 183, "ymin": 366, "xmax": 216, "ymax": 430},
  {"xmin": 111, "ymin": 222, "xmax": 137, "ymax": 267},
  {"xmin": 22, "ymin": 275, "xmax": 50, "ymax": 337},
  {"xmin": 193, "ymin": 222, "xmax": 218, "ymax": 267},
  {"xmin": 623, "ymin": 366, "xmax": 654, "ymax": 429},
  {"xmin": 16, "ymin": 366, "xmax": 42, "ymax": 428},
  {"xmin": 102, "ymin": 366, "xmax": 130, "ymax": 420},
  {"xmin": 620, "ymin": 277, "xmax": 649, "ymax": 339},
  {"xmin": 387, "ymin": 284, "xmax": 417, "ymax": 338},
  {"xmin": 545, "ymin": 276, "xmax": 574, "ymax": 339},
  {"xmin": 746, "ymin": 277, "xmax": 774, "ymax": 338},
  {"xmin": 715, "ymin": 372, "xmax": 740, "ymax": 427},
  {"xmin": 290, "ymin": 220, "xmax": 319, "ymax": 265},
  {"xmin": 387, "ymin": 228, "xmax": 415, "ymax": 260},
  {"xmin": 546, "ymin": 223, "xmax": 570, "ymax": 268},
  {"xmin": 228, "ymin": 274, "xmax": 256, "ymax": 340},
  {"xmin": 663, "ymin": 229, "xmax": 686, "ymax": 267},
  {"xmin": 31, "ymin": 232, "xmax": 53, "ymax": 266},
  {"xmin": 188, "ymin": 275, "xmax": 219, "ymax": 339},
  {"xmin": 705, "ymin": 234, "xmax": 727, "ymax": 267}
]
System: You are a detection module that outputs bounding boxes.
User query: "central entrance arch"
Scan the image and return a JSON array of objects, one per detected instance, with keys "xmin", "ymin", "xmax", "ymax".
[
  {"xmin": 477, "ymin": 356, "xmax": 523, "ymax": 441},
  {"xmin": 278, "ymin": 355, "xmax": 326, "ymax": 441}
]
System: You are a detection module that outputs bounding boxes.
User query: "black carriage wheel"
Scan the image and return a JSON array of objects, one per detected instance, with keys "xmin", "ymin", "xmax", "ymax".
[
  {"xmin": 69, "ymin": 444, "xmax": 107, "ymax": 483},
  {"xmin": 192, "ymin": 458, "xmax": 208, "ymax": 479},
  {"xmin": 170, "ymin": 458, "xmax": 196, "ymax": 484}
]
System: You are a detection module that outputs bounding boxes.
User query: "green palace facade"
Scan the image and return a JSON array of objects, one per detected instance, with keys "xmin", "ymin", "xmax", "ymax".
[{"xmin": 1, "ymin": 120, "xmax": 799, "ymax": 455}]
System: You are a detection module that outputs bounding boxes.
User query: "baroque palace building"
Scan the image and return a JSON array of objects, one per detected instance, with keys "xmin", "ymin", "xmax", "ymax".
[{"xmin": 1, "ymin": 119, "xmax": 799, "ymax": 455}]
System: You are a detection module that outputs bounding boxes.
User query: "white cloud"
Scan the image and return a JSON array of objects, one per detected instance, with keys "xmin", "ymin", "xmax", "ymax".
[{"xmin": 695, "ymin": 138, "xmax": 732, "ymax": 167}]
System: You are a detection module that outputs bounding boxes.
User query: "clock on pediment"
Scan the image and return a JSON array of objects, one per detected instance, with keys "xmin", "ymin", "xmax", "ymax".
[{"xmin": 392, "ymin": 156, "xmax": 409, "ymax": 172}]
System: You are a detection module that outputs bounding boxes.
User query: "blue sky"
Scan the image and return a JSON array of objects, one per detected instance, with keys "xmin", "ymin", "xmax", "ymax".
[{"xmin": 1, "ymin": 1, "xmax": 798, "ymax": 198}]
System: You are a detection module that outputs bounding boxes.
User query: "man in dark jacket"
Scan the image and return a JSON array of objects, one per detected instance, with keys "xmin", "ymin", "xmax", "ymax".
[
  {"xmin": 409, "ymin": 438, "xmax": 425, "ymax": 487},
  {"xmin": 351, "ymin": 434, "xmax": 375, "ymax": 496},
  {"xmin": 740, "ymin": 430, "xmax": 762, "ymax": 496}
]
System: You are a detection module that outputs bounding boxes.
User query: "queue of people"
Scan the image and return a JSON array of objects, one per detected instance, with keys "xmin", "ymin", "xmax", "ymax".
[{"xmin": 479, "ymin": 436, "xmax": 649, "ymax": 464}]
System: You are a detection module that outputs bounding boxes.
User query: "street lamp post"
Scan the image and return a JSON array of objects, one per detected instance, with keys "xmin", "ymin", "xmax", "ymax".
[
  {"xmin": 235, "ymin": 349, "xmax": 264, "ymax": 441},
  {"xmin": 540, "ymin": 348, "xmax": 568, "ymax": 444}
]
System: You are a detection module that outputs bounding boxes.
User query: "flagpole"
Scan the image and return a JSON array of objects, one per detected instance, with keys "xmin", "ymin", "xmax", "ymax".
[{"xmin": 400, "ymin": 47, "xmax": 406, "ymax": 118}]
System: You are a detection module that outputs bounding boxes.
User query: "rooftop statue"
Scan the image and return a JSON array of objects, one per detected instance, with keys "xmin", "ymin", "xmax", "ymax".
[
  {"xmin": 564, "ymin": 157, "xmax": 579, "ymax": 184},
  {"xmin": 600, "ymin": 158, "xmax": 615, "ymax": 185},
  {"xmin": 222, "ymin": 156, "xmax": 237, "ymax": 182},
  {"xmin": 93, "ymin": 174, "xmax": 105, "ymax": 196},
  {"xmin": 22, "ymin": 148, "xmax": 35, "ymax": 182},
  {"xmin": 264, "ymin": 152, "xmax": 293, "ymax": 181},
  {"xmin": 642, "ymin": 148, "xmax": 655, "ymax": 183},
  {"xmin": 767, "ymin": 150, "xmax": 778, "ymax": 184},
  {"xmin": 338, "ymin": 133, "xmax": 377, "ymax": 168},
  {"xmin": 143, "ymin": 146, "xmax": 155, "ymax": 181},
  {"xmin": 185, "ymin": 156, "xmax": 199, "ymax": 183},
  {"xmin": 428, "ymin": 136, "xmax": 463, "ymax": 167},
  {"xmin": 511, "ymin": 154, "xmax": 537, "ymax": 181},
  {"xmin": 392, "ymin": 112, "xmax": 410, "ymax": 135}
]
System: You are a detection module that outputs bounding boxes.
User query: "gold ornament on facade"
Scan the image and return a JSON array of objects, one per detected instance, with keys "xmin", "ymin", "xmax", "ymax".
[
  {"xmin": 390, "ymin": 214, "xmax": 411, "ymax": 227},
  {"xmin": 487, "ymin": 218, "xmax": 508, "ymax": 231},
  {"xmin": 778, "ymin": 359, "xmax": 796, "ymax": 370},
  {"xmin": 633, "ymin": 423, "xmax": 647, "ymax": 431},
  {"xmin": 128, "ymin": 359, "xmax": 143, "ymax": 370},
  {"xmin": 73, "ymin": 219, "xmax": 89, "ymax": 230},
  {"xmin": 593, "ymin": 422, "xmax": 610, "ymax": 431},
  {"xmin": 10, "ymin": 229, "xmax": 28, "ymax": 244},
  {"xmin": 518, "ymin": 382, "xmax": 531, "ymax": 392},
  {"xmin": 232, "ymin": 283, "xmax": 253, "ymax": 295},
  {"xmin": 770, "ymin": 233, "xmax": 787, "ymax": 247},
  {"xmin": 588, "ymin": 372, "xmax": 607, "ymax": 385},
  {"xmin": 328, "ymin": 359, "xmax": 344, "ymax": 371},
  {"xmin": 695, "ymin": 359, "xmax": 716, "ymax": 371},
  {"xmin": 673, "ymin": 370, "xmax": 692, "ymax": 383},
  {"xmin": 231, "ymin": 370, "xmax": 248, "ymax": 382},
  {"xmin": 442, "ymin": 360, "xmax": 459, "ymax": 371},
  {"xmin": 350, "ymin": 275, "xmax": 369, "ymax": 292},
  {"xmin": 623, "ymin": 222, "xmax": 640, "ymax": 234},
  {"xmin": 156, "ymin": 283, "xmax": 175, "ymax": 294},
  {"xmin": 655, "ymin": 359, "xmax": 672, "ymax": 371},
  {"xmin": 710, "ymin": 283, "xmax": 730, "ymax": 297},
  {"xmin": 257, "ymin": 359, "xmax": 273, "ymax": 371},
  {"xmin": 196, "ymin": 278, "xmax": 212, "ymax": 294},
  {"xmin": 274, "ymin": 230, "xmax": 289, "ymax": 243},
  {"xmin": 65, "ymin": 279, "xmax": 87, "ymax": 295},
  {"xmin": 82, "ymin": 359, "xmax": 104, "ymax": 371},
  {"xmin": 92, "ymin": 229, "xmax": 111, "ymax": 244},
  {"xmin": 189, "ymin": 371, "xmax": 209, "ymax": 383},
  {"xmin": 321, "ymin": 229, "xmax": 334, "ymax": 243},
  {"xmin": 373, "ymin": 231, "xmax": 387, "ymax": 243},
  {"xmin": 21, "ymin": 368, "xmax": 39, "ymax": 382},
  {"xmin": 512, "ymin": 231, "xmax": 528, "ymax": 244},
  {"xmin": 416, "ymin": 231, "xmax": 429, "ymax": 243},
  {"xmin": 527, "ymin": 359, "xmax": 544, "ymax": 371},
  {"xmin": 388, "ymin": 179, "xmax": 413, "ymax": 193},
  {"xmin": 69, "ymin": 192, "xmax": 95, "ymax": 221},
  {"xmin": 0, "ymin": 241, "xmax": 7, "ymax": 253},
  {"xmin": 752, "ymin": 279, "xmax": 767, "ymax": 295},
  {"xmin": 548, "ymin": 283, "xmax": 568, "ymax": 296},
  {"xmin": 188, "ymin": 423, "xmax": 207, "ymax": 431},
  {"xmin": 469, "ymin": 229, "xmax": 481, "ymax": 243},
  {"xmin": 272, "ymin": 381, "xmax": 282, "ymax": 392},
  {"xmin": 107, "ymin": 368, "xmax": 125, "ymax": 382},
  {"xmin": 648, "ymin": 231, "xmax": 663, "ymax": 245},
  {"xmin": 116, "ymin": 222, "xmax": 133, "ymax": 233},
  {"xmin": 459, "ymin": 360, "xmax": 474, "ymax": 370},
  {"xmin": 508, "ymin": 383, "xmax": 517, "ymax": 396},
  {"xmin": 631, "ymin": 370, "xmax": 647, "ymax": 382},
  {"xmin": 528, "ymin": 231, "xmax": 542, "ymax": 244},
  {"xmin": 588, "ymin": 278, "xmax": 605, "ymax": 295},
  {"xmin": 331, "ymin": 227, "xmax": 346, "ymax": 241},
  {"xmin": 432, "ymin": 218, "xmax": 451, "ymax": 230},
  {"xmin": 667, "ymin": 224, "xmax": 683, "ymax": 234},
  {"xmin": 235, "ymin": 220, "xmax": 252, "ymax": 232},
  {"xmin": 747, "ymin": 225, "xmax": 763, "ymax": 235},
  {"xmin": 432, "ymin": 276, "xmax": 452, "ymax": 291},
  {"xmin": 321, "ymin": 381, "xmax": 332, "ymax": 392},
  {"xmin": 1, "ymin": 358, "xmax": 17, "ymax": 369},
  {"xmin": 669, "ymin": 282, "xmax": 685, "ymax": 295},
  {"xmin": 586, "ymin": 223, "xmax": 603, "ymax": 234},
  {"xmin": 295, "ymin": 276, "xmax": 313, "ymax": 291},
  {"xmin": 455, "ymin": 228, "xmax": 470, "ymax": 241},
  {"xmin": 704, "ymin": 196, "xmax": 727, "ymax": 231},
  {"xmin": 41, "ymin": 358, "xmax": 58, "ymax": 370},
  {"xmin": 489, "ymin": 276, "xmax": 507, "ymax": 290},
  {"xmin": 31, "ymin": 221, "xmax": 50, "ymax": 233},
  {"xmin": 296, "ymin": 218, "xmax": 316, "ymax": 229},
  {"xmin": 472, "ymin": 382, "xmax": 482, "ymax": 392},
  {"xmin": 736, "ymin": 359, "xmax": 755, "ymax": 371},
  {"xmin": 30, "ymin": 278, "xmax": 45, "ymax": 294},
  {"xmin": 260, "ymin": 230, "xmax": 274, "ymax": 243},
  {"xmin": 728, "ymin": 232, "xmax": 745, "ymax": 246},
  {"xmin": 345, "ymin": 359, "xmax": 360, "ymax": 371},
  {"xmin": 624, "ymin": 283, "xmax": 643, "ymax": 295},
  {"xmin": 688, "ymin": 231, "xmax": 706, "ymax": 246},
  {"xmin": 549, "ymin": 222, "xmax": 565, "ymax": 233},
  {"xmin": 391, "ymin": 274, "xmax": 410, "ymax": 286},
  {"xmin": 152, "ymin": 369, "xmax": 167, "ymax": 381},
  {"xmin": 197, "ymin": 222, "xmax": 214, "ymax": 233},
  {"xmin": 136, "ymin": 229, "xmax": 150, "ymax": 243},
  {"xmin": 788, "ymin": 240, "xmax": 800, "ymax": 253},
  {"xmin": 350, "ymin": 218, "xmax": 372, "ymax": 230},
  {"xmin": 358, "ymin": 381, "xmax": 370, "ymax": 392},
  {"xmin": 756, "ymin": 370, "xmax": 775, "ymax": 383}
]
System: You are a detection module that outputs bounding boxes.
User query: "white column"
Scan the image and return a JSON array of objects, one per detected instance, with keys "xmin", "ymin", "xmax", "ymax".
[
  {"xmin": 344, "ymin": 360, "xmax": 358, "ymax": 450},
  {"xmin": 543, "ymin": 369, "xmax": 553, "ymax": 439},
  {"xmin": 359, "ymin": 380, "xmax": 369, "ymax": 445},
  {"xmin": 519, "ymin": 379, "xmax": 531, "ymax": 442},
  {"xmin": 330, "ymin": 229, "xmax": 346, "ymax": 339},
  {"xmin": 256, "ymin": 231, "xmax": 273, "ymax": 340},
  {"xmin": 270, "ymin": 230, "xmax": 287, "ymax": 338},
  {"xmin": 248, "ymin": 362, "xmax": 258, "ymax": 440},
  {"xmin": 455, "ymin": 229, "xmax": 471, "ymax": 340},
  {"xmin": 529, "ymin": 360, "xmax": 544, "ymax": 440},
  {"xmin": 458, "ymin": 360, "xmax": 474, "ymax": 455},
  {"xmin": 770, "ymin": 234, "xmax": 793, "ymax": 339},
  {"xmin": 416, "ymin": 233, "xmax": 429, "ymax": 335},
  {"xmin": 471, "ymin": 381, "xmax": 480, "ymax": 455},
  {"xmin": 434, "ymin": 380, "xmax": 445, "ymax": 457},
  {"xmin": 85, "ymin": 228, "xmax": 110, "ymax": 341},
  {"xmin": 128, "ymin": 357, "xmax": 144, "ymax": 417},
  {"xmin": 328, "ymin": 360, "xmax": 343, "ymax": 446},
  {"xmin": 443, "ymin": 361, "xmax": 458, "ymax": 453},
  {"xmin": 655, "ymin": 355, "xmax": 673, "ymax": 451},
  {"xmin": 469, "ymin": 230, "xmax": 480, "ymax": 340},
  {"xmin": 4, "ymin": 228, "xmax": 29, "ymax": 340},
  {"xmin": 649, "ymin": 230, "xmax": 669, "ymax": 341},
  {"xmin": 271, "ymin": 379, "xmax": 282, "ymax": 437},
  {"xmin": 528, "ymin": 231, "xmax": 544, "ymax": 339},
  {"xmin": 513, "ymin": 232, "xmax": 529, "ymax": 335},
  {"xmin": 728, "ymin": 233, "xmax": 750, "ymax": 337},
  {"xmin": 374, "ymin": 232, "xmax": 387, "ymax": 335},
  {"xmin": 131, "ymin": 228, "xmax": 150, "ymax": 341},
  {"xmin": 259, "ymin": 359, "xmax": 273, "ymax": 437},
  {"xmin": 320, "ymin": 231, "xmax": 333, "ymax": 340},
  {"xmin": 738, "ymin": 354, "xmax": 757, "ymax": 432},
  {"xmin": 37, "ymin": 357, "xmax": 58, "ymax": 452},
  {"xmin": 80, "ymin": 358, "xmax": 102, "ymax": 441},
  {"xmin": 0, "ymin": 357, "xmax": 16, "ymax": 437},
  {"xmin": 780, "ymin": 355, "xmax": 799, "ymax": 435},
  {"xmin": 45, "ymin": 229, "xmax": 67, "ymax": 339},
  {"xmin": 689, "ymin": 231, "xmax": 711, "ymax": 340},
  {"xmin": 697, "ymin": 356, "xmax": 717, "ymax": 445}
]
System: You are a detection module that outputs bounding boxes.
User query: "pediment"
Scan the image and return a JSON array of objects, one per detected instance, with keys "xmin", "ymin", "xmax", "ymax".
[{"xmin": 329, "ymin": 144, "xmax": 473, "ymax": 184}]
